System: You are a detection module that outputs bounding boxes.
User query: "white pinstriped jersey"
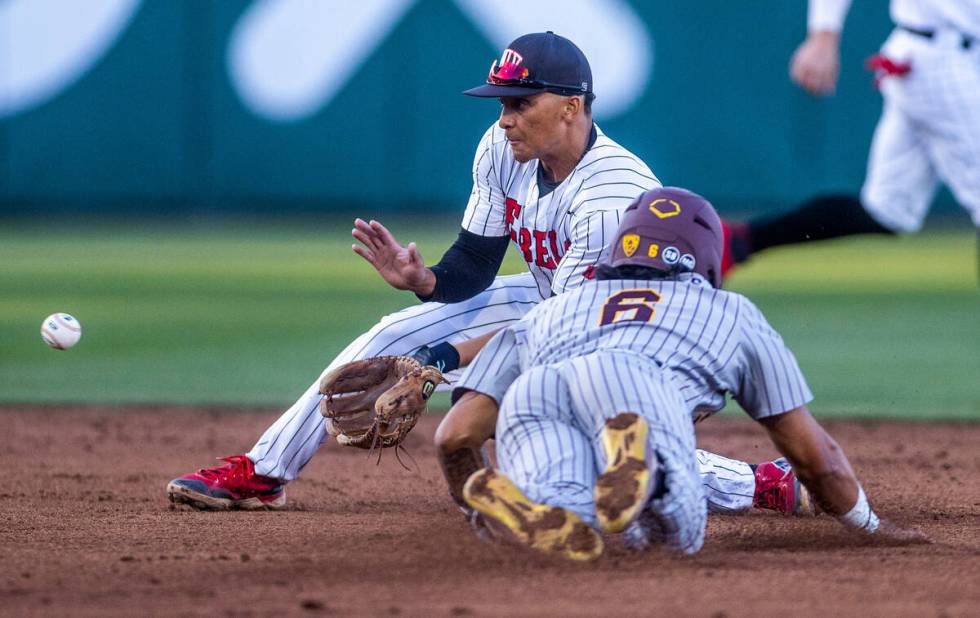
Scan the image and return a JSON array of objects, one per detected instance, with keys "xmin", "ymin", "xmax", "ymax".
[
  {"xmin": 456, "ymin": 275, "xmax": 813, "ymax": 422},
  {"xmin": 888, "ymin": 0, "xmax": 980, "ymax": 36},
  {"xmin": 809, "ymin": 0, "xmax": 980, "ymax": 38},
  {"xmin": 461, "ymin": 123, "xmax": 661, "ymax": 298}
]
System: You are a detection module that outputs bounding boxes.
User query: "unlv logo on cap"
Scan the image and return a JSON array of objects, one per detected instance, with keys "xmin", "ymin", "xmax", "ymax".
[
  {"xmin": 500, "ymin": 48, "xmax": 524, "ymax": 66},
  {"xmin": 488, "ymin": 48, "xmax": 530, "ymax": 83}
]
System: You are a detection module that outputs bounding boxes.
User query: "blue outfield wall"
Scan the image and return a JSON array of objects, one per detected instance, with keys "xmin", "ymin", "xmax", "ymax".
[{"xmin": 2, "ymin": 0, "xmax": 958, "ymax": 218}]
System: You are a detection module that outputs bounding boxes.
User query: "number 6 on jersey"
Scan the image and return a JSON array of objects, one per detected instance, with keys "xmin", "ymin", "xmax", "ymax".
[{"xmin": 598, "ymin": 289, "xmax": 662, "ymax": 326}]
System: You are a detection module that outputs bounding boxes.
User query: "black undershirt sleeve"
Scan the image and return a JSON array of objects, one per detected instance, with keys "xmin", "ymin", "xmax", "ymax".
[{"xmin": 416, "ymin": 228, "xmax": 510, "ymax": 304}]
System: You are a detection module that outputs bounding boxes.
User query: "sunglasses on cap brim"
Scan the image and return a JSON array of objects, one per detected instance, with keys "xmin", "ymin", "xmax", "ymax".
[{"xmin": 487, "ymin": 59, "xmax": 589, "ymax": 95}]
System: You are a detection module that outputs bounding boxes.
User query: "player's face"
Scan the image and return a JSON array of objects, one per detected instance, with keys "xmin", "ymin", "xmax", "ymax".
[{"xmin": 497, "ymin": 93, "xmax": 569, "ymax": 163}]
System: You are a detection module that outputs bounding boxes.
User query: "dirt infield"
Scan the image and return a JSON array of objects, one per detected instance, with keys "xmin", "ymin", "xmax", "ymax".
[{"xmin": 1, "ymin": 406, "xmax": 977, "ymax": 616}]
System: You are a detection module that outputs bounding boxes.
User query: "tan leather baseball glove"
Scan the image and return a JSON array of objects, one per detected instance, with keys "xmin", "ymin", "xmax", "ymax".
[{"xmin": 319, "ymin": 356, "xmax": 446, "ymax": 451}]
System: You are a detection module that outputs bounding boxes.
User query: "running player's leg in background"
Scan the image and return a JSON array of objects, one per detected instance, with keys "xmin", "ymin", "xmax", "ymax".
[
  {"xmin": 859, "ymin": 88, "xmax": 938, "ymax": 233},
  {"xmin": 907, "ymin": 35, "xmax": 980, "ymax": 229},
  {"xmin": 731, "ymin": 94, "xmax": 929, "ymax": 263},
  {"xmin": 248, "ymin": 273, "xmax": 542, "ymax": 481},
  {"xmin": 727, "ymin": 58, "xmax": 940, "ymax": 265}
]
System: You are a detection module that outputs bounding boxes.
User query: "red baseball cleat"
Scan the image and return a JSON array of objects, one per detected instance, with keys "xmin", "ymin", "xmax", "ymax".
[
  {"xmin": 167, "ymin": 455, "xmax": 286, "ymax": 511},
  {"xmin": 753, "ymin": 458, "xmax": 814, "ymax": 516},
  {"xmin": 720, "ymin": 220, "xmax": 751, "ymax": 278}
]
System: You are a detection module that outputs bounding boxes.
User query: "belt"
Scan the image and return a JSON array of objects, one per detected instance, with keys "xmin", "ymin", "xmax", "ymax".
[{"xmin": 897, "ymin": 24, "xmax": 974, "ymax": 50}]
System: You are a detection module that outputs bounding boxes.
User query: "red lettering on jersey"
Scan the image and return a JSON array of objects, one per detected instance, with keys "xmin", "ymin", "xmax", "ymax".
[
  {"xmin": 505, "ymin": 198, "xmax": 521, "ymax": 225},
  {"xmin": 533, "ymin": 230, "xmax": 556, "ymax": 269},
  {"xmin": 505, "ymin": 198, "xmax": 521, "ymax": 241},
  {"xmin": 511, "ymin": 225, "xmax": 568, "ymax": 271},
  {"xmin": 583, "ymin": 264, "xmax": 596, "ymax": 279},
  {"xmin": 517, "ymin": 228, "xmax": 533, "ymax": 263},
  {"xmin": 548, "ymin": 231, "xmax": 563, "ymax": 263}
]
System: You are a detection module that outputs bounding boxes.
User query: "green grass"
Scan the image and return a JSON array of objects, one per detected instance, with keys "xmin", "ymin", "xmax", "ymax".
[
  {"xmin": 726, "ymin": 232, "xmax": 978, "ymax": 419},
  {"xmin": 1, "ymin": 221, "xmax": 976, "ymax": 420}
]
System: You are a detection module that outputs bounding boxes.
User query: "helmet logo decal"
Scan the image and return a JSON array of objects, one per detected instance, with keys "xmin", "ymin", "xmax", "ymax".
[
  {"xmin": 679, "ymin": 253, "xmax": 696, "ymax": 271},
  {"xmin": 647, "ymin": 243, "xmax": 659, "ymax": 258},
  {"xmin": 649, "ymin": 198, "xmax": 681, "ymax": 219},
  {"xmin": 622, "ymin": 234, "xmax": 640, "ymax": 257},
  {"xmin": 662, "ymin": 246, "xmax": 680, "ymax": 265}
]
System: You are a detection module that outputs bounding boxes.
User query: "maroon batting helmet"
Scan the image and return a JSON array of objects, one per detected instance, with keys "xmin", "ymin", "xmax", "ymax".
[{"xmin": 604, "ymin": 187, "xmax": 724, "ymax": 287}]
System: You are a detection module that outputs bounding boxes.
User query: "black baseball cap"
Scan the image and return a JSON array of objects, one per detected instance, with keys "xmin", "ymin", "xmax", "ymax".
[{"xmin": 464, "ymin": 31, "xmax": 593, "ymax": 98}]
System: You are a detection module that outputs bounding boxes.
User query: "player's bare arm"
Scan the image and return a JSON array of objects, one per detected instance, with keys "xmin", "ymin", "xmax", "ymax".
[
  {"xmin": 454, "ymin": 331, "xmax": 499, "ymax": 366},
  {"xmin": 760, "ymin": 406, "xmax": 929, "ymax": 544},
  {"xmin": 789, "ymin": 30, "xmax": 841, "ymax": 95},
  {"xmin": 789, "ymin": 0, "xmax": 849, "ymax": 96},
  {"xmin": 434, "ymin": 391, "xmax": 499, "ymax": 508},
  {"xmin": 351, "ymin": 218, "xmax": 436, "ymax": 296}
]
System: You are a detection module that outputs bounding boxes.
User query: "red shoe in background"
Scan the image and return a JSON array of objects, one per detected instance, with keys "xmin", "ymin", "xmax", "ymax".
[
  {"xmin": 721, "ymin": 220, "xmax": 751, "ymax": 279},
  {"xmin": 167, "ymin": 455, "xmax": 286, "ymax": 510},
  {"xmin": 753, "ymin": 458, "xmax": 813, "ymax": 516}
]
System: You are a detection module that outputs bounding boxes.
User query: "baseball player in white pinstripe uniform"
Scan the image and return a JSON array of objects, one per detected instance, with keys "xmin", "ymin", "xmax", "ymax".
[
  {"xmin": 454, "ymin": 187, "xmax": 929, "ymax": 560},
  {"xmin": 167, "ymin": 33, "xmax": 800, "ymax": 517},
  {"xmin": 723, "ymin": 0, "xmax": 980, "ymax": 274}
]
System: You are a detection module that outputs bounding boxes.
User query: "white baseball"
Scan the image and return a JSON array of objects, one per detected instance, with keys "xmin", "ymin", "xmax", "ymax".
[{"xmin": 41, "ymin": 313, "xmax": 82, "ymax": 350}]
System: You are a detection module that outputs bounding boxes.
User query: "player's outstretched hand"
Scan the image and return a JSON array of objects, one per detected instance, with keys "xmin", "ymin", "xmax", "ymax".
[
  {"xmin": 351, "ymin": 218, "xmax": 436, "ymax": 295},
  {"xmin": 870, "ymin": 518, "xmax": 932, "ymax": 545},
  {"xmin": 789, "ymin": 31, "xmax": 841, "ymax": 96}
]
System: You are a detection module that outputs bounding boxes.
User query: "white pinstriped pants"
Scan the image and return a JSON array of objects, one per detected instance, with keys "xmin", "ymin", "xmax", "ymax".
[
  {"xmin": 496, "ymin": 350, "xmax": 707, "ymax": 554},
  {"xmin": 862, "ymin": 29, "xmax": 980, "ymax": 231}
]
